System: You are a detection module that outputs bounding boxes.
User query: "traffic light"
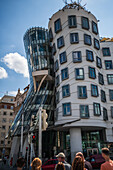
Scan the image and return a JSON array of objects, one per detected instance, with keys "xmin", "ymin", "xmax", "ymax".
[
  {"xmin": 32, "ymin": 135, "xmax": 36, "ymax": 143},
  {"xmin": 42, "ymin": 109, "xmax": 48, "ymax": 131}
]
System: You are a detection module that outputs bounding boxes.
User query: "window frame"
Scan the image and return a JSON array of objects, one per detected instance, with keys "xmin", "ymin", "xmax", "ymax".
[
  {"xmin": 107, "ymin": 74, "xmax": 113, "ymax": 84},
  {"xmin": 102, "ymin": 47, "xmax": 111, "ymax": 56},
  {"xmin": 61, "ymin": 67, "xmax": 69, "ymax": 81},
  {"xmin": 55, "ymin": 75, "xmax": 60, "ymax": 87},
  {"xmin": 68, "ymin": 15, "xmax": 77, "ymax": 28},
  {"xmin": 82, "ymin": 16, "xmax": 89, "ymax": 30},
  {"xmin": 93, "ymin": 102, "xmax": 101, "ymax": 116},
  {"xmin": 89, "ymin": 67, "xmax": 96, "ymax": 79},
  {"xmin": 72, "ymin": 51, "xmax": 82, "ymax": 63},
  {"xmin": 78, "ymin": 86, "xmax": 87, "ymax": 99},
  {"xmin": 75, "ymin": 68, "xmax": 84, "ymax": 80},
  {"xmin": 84, "ymin": 34, "xmax": 92, "ymax": 46},
  {"xmin": 94, "ymin": 38, "xmax": 100, "ymax": 50},
  {"xmin": 70, "ymin": 33, "xmax": 79, "ymax": 44},
  {"xmin": 54, "ymin": 18, "xmax": 62, "ymax": 33},
  {"xmin": 54, "ymin": 60, "xmax": 59, "ymax": 72},
  {"xmin": 103, "ymin": 107, "xmax": 108, "ymax": 121},
  {"xmin": 105, "ymin": 60, "xmax": 113, "ymax": 70},
  {"xmin": 91, "ymin": 84, "xmax": 98, "ymax": 97},
  {"xmin": 101, "ymin": 90, "xmax": 106, "ymax": 102},
  {"xmin": 98, "ymin": 73, "xmax": 104, "ymax": 85},
  {"xmin": 62, "ymin": 84, "xmax": 70, "ymax": 98},
  {"xmin": 49, "ymin": 28, "xmax": 53, "ymax": 42},
  {"xmin": 59, "ymin": 51, "xmax": 67, "ymax": 64},
  {"xmin": 56, "ymin": 91, "xmax": 59, "ymax": 104},
  {"xmin": 111, "ymin": 106, "xmax": 113, "ymax": 118},
  {"xmin": 92, "ymin": 21, "xmax": 98, "ymax": 34},
  {"xmin": 80, "ymin": 105, "xmax": 89, "ymax": 118},
  {"xmin": 57, "ymin": 36, "xmax": 64, "ymax": 49},
  {"xmin": 109, "ymin": 90, "xmax": 113, "ymax": 101},
  {"xmin": 52, "ymin": 43, "xmax": 56, "ymax": 55},
  {"xmin": 96, "ymin": 56, "xmax": 102, "ymax": 68},
  {"xmin": 62, "ymin": 103, "xmax": 71, "ymax": 116},
  {"xmin": 86, "ymin": 50, "xmax": 94, "ymax": 62}
]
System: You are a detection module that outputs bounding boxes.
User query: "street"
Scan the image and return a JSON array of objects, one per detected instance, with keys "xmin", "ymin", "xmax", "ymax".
[{"xmin": 0, "ymin": 161, "xmax": 16, "ymax": 170}]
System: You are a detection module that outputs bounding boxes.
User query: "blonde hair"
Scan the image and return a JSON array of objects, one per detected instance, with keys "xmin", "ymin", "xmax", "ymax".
[
  {"xmin": 31, "ymin": 158, "xmax": 42, "ymax": 170},
  {"xmin": 56, "ymin": 162, "xmax": 65, "ymax": 170}
]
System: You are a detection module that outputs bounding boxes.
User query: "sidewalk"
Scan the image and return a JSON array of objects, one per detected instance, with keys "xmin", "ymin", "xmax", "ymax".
[{"xmin": 0, "ymin": 161, "xmax": 16, "ymax": 170}]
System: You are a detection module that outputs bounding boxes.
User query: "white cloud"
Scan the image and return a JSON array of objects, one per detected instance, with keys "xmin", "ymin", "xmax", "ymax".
[
  {"xmin": 2, "ymin": 52, "xmax": 29, "ymax": 78},
  {"xmin": 8, "ymin": 90, "xmax": 24, "ymax": 96},
  {"xmin": 0, "ymin": 67, "xmax": 8, "ymax": 79}
]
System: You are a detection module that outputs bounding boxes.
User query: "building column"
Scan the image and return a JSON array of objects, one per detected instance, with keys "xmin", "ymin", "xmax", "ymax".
[{"xmin": 70, "ymin": 128, "xmax": 82, "ymax": 162}]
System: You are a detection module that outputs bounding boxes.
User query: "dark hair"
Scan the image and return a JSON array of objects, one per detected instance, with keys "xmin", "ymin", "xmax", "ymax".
[
  {"xmin": 17, "ymin": 157, "xmax": 25, "ymax": 168},
  {"xmin": 102, "ymin": 148, "xmax": 110, "ymax": 156},
  {"xmin": 72, "ymin": 155, "xmax": 84, "ymax": 170},
  {"xmin": 56, "ymin": 162, "xmax": 65, "ymax": 170}
]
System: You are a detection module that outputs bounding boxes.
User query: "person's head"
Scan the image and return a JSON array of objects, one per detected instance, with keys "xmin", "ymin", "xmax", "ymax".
[
  {"xmin": 31, "ymin": 157, "xmax": 42, "ymax": 170},
  {"xmin": 76, "ymin": 152, "xmax": 84, "ymax": 161},
  {"xmin": 56, "ymin": 152, "xmax": 65, "ymax": 162},
  {"xmin": 56, "ymin": 162, "xmax": 65, "ymax": 170},
  {"xmin": 101, "ymin": 148, "xmax": 110, "ymax": 160},
  {"xmin": 17, "ymin": 157, "xmax": 25, "ymax": 169},
  {"xmin": 72, "ymin": 155, "xmax": 84, "ymax": 170}
]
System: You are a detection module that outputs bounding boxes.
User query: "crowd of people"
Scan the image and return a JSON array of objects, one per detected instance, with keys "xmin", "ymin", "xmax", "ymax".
[{"xmin": 16, "ymin": 147, "xmax": 113, "ymax": 170}]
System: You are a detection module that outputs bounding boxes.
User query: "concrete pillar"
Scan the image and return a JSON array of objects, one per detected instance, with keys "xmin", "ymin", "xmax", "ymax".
[{"xmin": 70, "ymin": 128, "xmax": 82, "ymax": 162}]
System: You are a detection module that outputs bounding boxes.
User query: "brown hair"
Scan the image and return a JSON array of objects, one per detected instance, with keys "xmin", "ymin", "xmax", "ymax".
[
  {"xmin": 31, "ymin": 158, "xmax": 42, "ymax": 170},
  {"xmin": 102, "ymin": 148, "xmax": 110, "ymax": 156},
  {"xmin": 56, "ymin": 162, "xmax": 65, "ymax": 170},
  {"xmin": 72, "ymin": 155, "xmax": 84, "ymax": 170}
]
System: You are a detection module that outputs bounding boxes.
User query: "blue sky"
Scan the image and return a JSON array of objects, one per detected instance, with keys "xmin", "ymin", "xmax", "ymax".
[{"xmin": 0, "ymin": 0, "xmax": 113, "ymax": 98}]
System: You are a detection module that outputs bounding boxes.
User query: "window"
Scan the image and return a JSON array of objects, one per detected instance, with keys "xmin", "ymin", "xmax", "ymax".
[
  {"xmin": 56, "ymin": 91, "xmax": 59, "ymax": 104},
  {"xmin": 55, "ymin": 75, "xmax": 60, "ymax": 87},
  {"xmin": 52, "ymin": 43, "xmax": 56, "ymax": 55},
  {"xmin": 105, "ymin": 60, "xmax": 112, "ymax": 69},
  {"xmin": 2, "ymin": 118, "xmax": 6, "ymax": 123},
  {"xmin": 61, "ymin": 68, "xmax": 69, "ymax": 81},
  {"xmin": 11, "ymin": 98, "xmax": 13, "ymax": 102},
  {"xmin": 10, "ymin": 112, "xmax": 13, "ymax": 116},
  {"xmin": 49, "ymin": 28, "xmax": 53, "ymax": 42},
  {"xmin": 4, "ymin": 105, "xmax": 7, "ymax": 109},
  {"xmin": 109, "ymin": 90, "xmax": 113, "ymax": 101},
  {"xmin": 78, "ymin": 86, "xmax": 87, "ymax": 99},
  {"xmin": 94, "ymin": 38, "xmax": 100, "ymax": 50},
  {"xmin": 92, "ymin": 21, "xmax": 98, "ymax": 34},
  {"xmin": 93, "ymin": 103, "xmax": 101, "ymax": 116},
  {"xmin": 63, "ymin": 103, "xmax": 71, "ymax": 116},
  {"xmin": 3, "ymin": 112, "xmax": 7, "ymax": 115},
  {"xmin": 102, "ymin": 48, "xmax": 111, "ymax": 56},
  {"xmin": 8, "ymin": 141, "xmax": 10, "ymax": 144},
  {"xmin": 55, "ymin": 108, "xmax": 58, "ymax": 121},
  {"xmin": 89, "ymin": 67, "xmax": 96, "ymax": 79},
  {"xmin": 80, "ymin": 105, "xmax": 89, "ymax": 118},
  {"xmin": 91, "ymin": 84, "xmax": 98, "ymax": 97},
  {"xmin": 82, "ymin": 17, "xmax": 89, "ymax": 30},
  {"xmin": 9, "ymin": 119, "xmax": 13, "ymax": 123},
  {"xmin": 1, "ymin": 132, "xmax": 5, "ymax": 138},
  {"xmin": 54, "ymin": 18, "xmax": 62, "ymax": 33},
  {"xmin": 54, "ymin": 60, "xmax": 59, "ymax": 72},
  {"xmin": 68, "ymin": 15, "xmax": 77, "ymax": 28},
  {"xmin": 101, "ymin": 90, "xmax": 106, "ymax": 102},
  {"xmin": 57, "ymin": 36, "xmax": 64, "ymax": 49},
  {"xmin": 111, "ymin": 107, "xmax": 113, "ymax": 118},
  {"xmin": 62, "ymin": 84, "xmax": 70, "ymax": 98},
  {"xmin": 75, "ymin": 68, "xmax": 84, "ymax": 80},
  {"xmin": 96, "ymin": 56, "xmax": 102, "ymax": 68},
  {"xmin": 70, "ymin": 33, "xmax": 79, "ymax": 44},
  {"xmin": 103, "ymin": 108, "xmax": 108, "ymax": 121},
  {"xmin": 72, "ymin": 51, "xmax": 82, "ymax": 63},
  {"xmin": 1, "ymin": 141, "xmax": 4, "ymax": 144},
  {"xmin": 107, "ymin": 74, "xmax": 113, "ymax": 84},
  {"xmin": 86, "ymin": 50, "xmax": 94, "ymax": 61},
  {"xmin": 2, "ymin": 126, "xmax": 5, "ymax": 130},
  {"xmin": 98, "ymin": 73, "xmax": 104, "ymax": 85},
  {"xmin": 11, "ymin": 106, "xmax": 14, "ymax": 110},
  {"xmin": 84, "ymin": 34, "xmax": 92, "ymax": 46},
  {"xmin": 59, "ymin": 51, "xmax": 67, "ymax": 64}
]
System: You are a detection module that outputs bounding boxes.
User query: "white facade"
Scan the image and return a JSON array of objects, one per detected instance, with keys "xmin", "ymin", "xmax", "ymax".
[{"xmin": 48, "ymin": 4, "xmax": 113, "ymax": 160}]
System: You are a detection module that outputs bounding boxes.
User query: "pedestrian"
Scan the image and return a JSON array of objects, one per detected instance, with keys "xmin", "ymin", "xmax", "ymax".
[
  {"xmin": 72, "ymin": 155, "xmax": 86, "ymax": 170},
  {"xmin": 76, "ymin": 152, "xmax": 92, "ymax": 170},
  {"xmin": 56, "ymin": 162, "xmax": 65, "ymax": 170},
  {"xmin": 31, "ymin": 157, "xmax": 42, "ymax": 170},
  {"xmin": 101, "ymin": 147, "xmax": 113, "ymax": 170},
  {"xmin": 16, "ymin": 157, "xmax": 25, "ymax": 170},
  {"xmin": 55, "ymin": 152, "xmax": 71, "ymax": 170}
]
